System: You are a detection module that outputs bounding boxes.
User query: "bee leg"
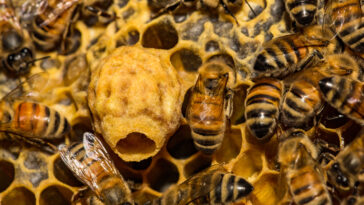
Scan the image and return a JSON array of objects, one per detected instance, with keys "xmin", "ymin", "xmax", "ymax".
[
  {"xmin": 315, "ymin": 138, "xmax": 340, "ymax": 155},
  {"xmin": 219, "ymin": 0, "xmax": 240, "ymax": 25},
  {"xmin": 225, "ymin": 88, "xmax": 234, "ymax": 119},
  {"xmin": 318, "ymin": 152, "xmax": 335, "ymax": 168},
  {"xmin": 59, "ymin": 23, "xmax": 72, "ymax": 55},
  {"xmin": 299, "ymin": 49, "xmax": 324, "ymax": 71},
  {"xmin": 11, "ymin": 134, "xmax": 57, "ymax": 154},
  {"xmin": 71, "ymin": 186, "xmax": 90, "ymax": 203}
]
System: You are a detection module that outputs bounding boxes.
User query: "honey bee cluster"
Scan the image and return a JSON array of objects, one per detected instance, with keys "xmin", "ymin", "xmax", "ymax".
[{"xmin": 0, "ymin": 0, "xmax": 363, "ymax": 204}]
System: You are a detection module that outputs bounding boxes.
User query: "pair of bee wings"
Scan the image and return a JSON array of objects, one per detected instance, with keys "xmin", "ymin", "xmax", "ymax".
[
  {"xmin": 0, "ymin": 0, "xmax": 22, "ymax": 31},
  {"xmin": 160, "ymin": 165, "xmax": 227, "ymax": 205},
  {"xmin": 18, "ymin": 0, "xmax": 48, "ymax": 21},
  {"xmin": 0, "ymin": 72, "xmax": 51, "ymax": 104},
  {"xmin": 58, "ymin": 132, "xmax": 122, "ymax": 196},
  {"xmin": 37, "ymin": 0, "xmax": 80, "ymax": 27}
]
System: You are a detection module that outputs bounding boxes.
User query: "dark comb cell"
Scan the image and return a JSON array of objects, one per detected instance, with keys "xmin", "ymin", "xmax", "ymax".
[
  {"xmin": 170, "ymin": 49, "xmax": 202, "ymax": 72},
  {"xmin": 39, "ymin": 186, "xmax": 73, "ymax": 205},
  {"xmin": 0, "ymin": 160, "xmax": 14, "ymax": 192},
  {"xmin": 53, "ymin": 157, "xmax": 83, "ymax": 187},
  {"xmin": 205, "ymin": 40, "xmax": 220, "ymax": 52},
  {"xmin": 147, "ymin": 159, "xmax": 179, "ymax": 192},
  {"xmin": 167, "ymin": 125, "xmax": 198, "ymax": 159},
  {"xmin": 2, "ymin": 187, "xmax": 36, "ymax": 205},
  {"xmin": 142, "ymin": 20, "xmax": 178, "ymax": 49}
]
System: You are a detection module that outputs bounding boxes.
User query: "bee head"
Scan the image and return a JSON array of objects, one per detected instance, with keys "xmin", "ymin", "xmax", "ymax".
[
  {"xmin": 4, "ymin": 47, "xmax": 33, "ymax": 75},
  {"xmin": 328, "ymin": 162, "xmax": 352, "ymax": 191}
]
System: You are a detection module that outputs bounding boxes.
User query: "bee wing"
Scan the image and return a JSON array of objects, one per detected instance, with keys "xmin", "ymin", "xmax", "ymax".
[
  {"xmin": 224, "ymin": 89, "xmax": 234, "ymax": 119},
  {"xmin": 0, "ymin": 0, "xmax": 22, "ymax": 31},
  {"xmin": 58, "ymin": 132, "xmax": 121, "ymax": 197},
  {"xmin": 323, "ymin": 0, "xmax": 334, "ymax": 29},
  {"xmin": 82, "ymin": 132, "xmax": 120, "ymax": 176},
  {"xmin": 0, "ymin": 72, "xmax": 50, "ymax": 103},
  {"xmin": 171, "ymin": 165, "xmax": 226, "ymax": 204},
  {"xmin": 18, "ymin": 0, "xmax": 48, "ymax": 22},
  {"xmin": 39, "ymin": 0, "xmax": 79, "ymax": 27},
  {"xmin": 58, "ymin": 142, "xmax": 97, "ymax": 192},
  {"xmin": 324, "ymin": 0, "xmax": 362, "ymax": 38}
]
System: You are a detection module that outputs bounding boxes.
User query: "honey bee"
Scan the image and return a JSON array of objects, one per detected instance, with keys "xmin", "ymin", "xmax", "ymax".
[
  {"xmin": 59, "ymin": 132, "xmax": 134, "ymax": 205},
  {"xmin": 0, "ymin": 101, "xmax": 71, "ymax": 140},
  {"xmin": 0, "ymin": 73, "xmax": 70, "ymax": 151},
  {"xmin": 318, "ymin": 76, "xmax": 364, "ymax": 125},
  {"xmin": 30, "ymin": 0, "xmax": 115, "ymax": 53},
  {"xmin": 146, "ymin": 164, "xmax": 253, "ymax": 205},
  {"xmin": 186, "ymin": 59, "xmax": 234, "ymax": 154},
  {"xmin": 325, "ymin": 129, "xmax": 364, "ymax": 193},
  {"xmin": 245, "ymin": 78, "xmax": 283, "ymax": 141},
  {"xmin": 285, "ymin": 0, "xmax": 318, "ymax": 26},
  {"xmin": 252, "ymin": 25, "xmax": 342, "ymax": 79},
  {"xmin": 324, "ymin": 0, "xmax": 364, "ymax": 53},
  {"xmin": 281, "ymin": 53, "xmax": 359, "ymax": 129},
  {"xmin": 278, "ymin": 129, "xmax": 332, "ymax": 205}
]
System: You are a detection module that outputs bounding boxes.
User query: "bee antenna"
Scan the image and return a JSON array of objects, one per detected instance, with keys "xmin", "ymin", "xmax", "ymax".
[
  {"xmin": 219, "ymin": 0, "xmax": 240, "ymax": 26},
  {"xmin": 244, "ymin": 0, "xmax": 257, "ymax": 18},
  {"xmin": 26, "ymin": 56, "xmax": 50, "ymax": 66}
]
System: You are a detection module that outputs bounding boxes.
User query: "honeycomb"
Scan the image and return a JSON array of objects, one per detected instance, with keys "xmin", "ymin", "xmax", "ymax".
[{"xmin": 0, "ymin": 0, "xmax": 362, "ymax": 204}]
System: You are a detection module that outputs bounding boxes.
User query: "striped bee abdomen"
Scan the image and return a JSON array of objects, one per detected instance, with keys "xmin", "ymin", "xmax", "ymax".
[
  {"xmin": 66, "ymin": 141, "xmax": 111, "ymax": 186},
  {"xmin": 252, "ymin": 25, "xmax": 340, "ymax": 79},
  {"xmin": 153, "ymin": 166, "xmax": 253, "ymax": 205},
  {"xmin": 281, "ymin": 79, "xmax": 322, "ymax": 128},
  {"xmin": 318, "ymin": 76, "xmax": 364, "ymax": 125},
  {"xmin": 188, "ymin": 92, "xmax": 225, "ymax": 154},
  {"xmin": 11, "ymin": 101, "xmax": 70, "ymax": 139},
  {"xmin": 245, "ymin": 78, "xmax": 283, "ymax": 141},
  {"xmin": 288, "ymin": 166, "xmax": 332, "ymax": 205},
  {"xmin": 329, "ymin": 0, "xmax": 364, "ymax": 53},
  {"xmin": 285, "ymin": 0, "xmax": 318, "ymax": 26},
  {"xmin": 209, "ymin": 173, "xmax": 253, "ymax": 204}
]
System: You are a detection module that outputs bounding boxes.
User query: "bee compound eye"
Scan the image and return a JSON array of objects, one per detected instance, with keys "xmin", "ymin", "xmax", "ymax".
[
  {"xmin": 336, "ymin": 174, "xmax": 349, "ymax": 187},
  {"xmin": 20, "ymin": 48, "xmax": 33, "ymax": 58},
  {"xmin": 332, "ymin": 163, "xmax": 340, "ymax": 170},
  {"xmin": 6, "ymin": 54, "xmax": 17, "ymax": 66}
]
